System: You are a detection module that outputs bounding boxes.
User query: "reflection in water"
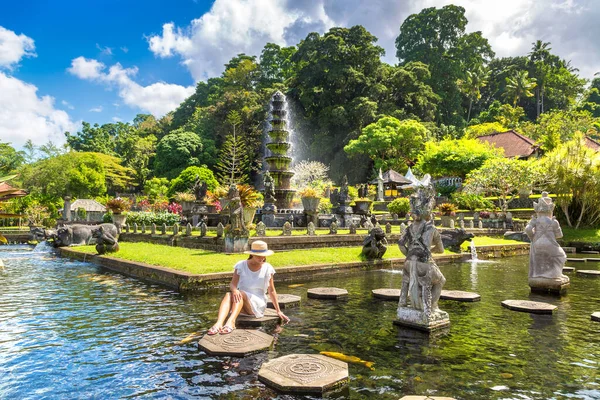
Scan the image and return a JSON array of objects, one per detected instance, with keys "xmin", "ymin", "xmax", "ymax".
[{"xmin": 0, "ymin": 246, "xmax": 599, "ymax": 399}]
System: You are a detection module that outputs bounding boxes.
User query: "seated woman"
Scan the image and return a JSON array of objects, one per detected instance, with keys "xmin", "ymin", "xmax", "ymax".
[{"xmin": 208, "ymin": 241, "xmax": 290, "ymax": 335}]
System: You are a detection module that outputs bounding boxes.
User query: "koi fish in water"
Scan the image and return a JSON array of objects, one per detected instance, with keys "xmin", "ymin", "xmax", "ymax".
[
  {"xmin": 178, "ymin": 331, "xmax": 204, "ymax": 345},
  {"xmin": 320, "ymin": 351, "xmax": 375, "ymax": 370}
]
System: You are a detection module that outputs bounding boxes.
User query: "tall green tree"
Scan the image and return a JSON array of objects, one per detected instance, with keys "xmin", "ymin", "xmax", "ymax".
[
  {"xmin": 504, "ymin": 71, "xmax": 537, "ymax": 106},
  {"xmin": 395, "ymin": 5, "xmax": 494, "ymax": 126},
  {"xmin": 0, "ymin": 142, "xmax": 25, "ymax": 175},
  {"xmin": 344, "ymin": 117, "xmax": 428, "ymax": 173},
  {"xmin": 153, "ymin": 129, "xmax": 203, "ymax": 179},
  {"xmin": 216, "ymin": 111, "xmax": 250, "ymax": 184},
  {"xmin": 458, "ymin": 65, "xmax": 489, "ymax": 122},
  {"xmin": 258, "ymin": 43, "xmax": 296, "ymax": 88}
]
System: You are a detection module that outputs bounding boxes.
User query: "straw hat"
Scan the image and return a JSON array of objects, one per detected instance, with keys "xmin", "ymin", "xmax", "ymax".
[{"xmin": 244, "ymin": 240, "xmax": 274, "ymax": 256}]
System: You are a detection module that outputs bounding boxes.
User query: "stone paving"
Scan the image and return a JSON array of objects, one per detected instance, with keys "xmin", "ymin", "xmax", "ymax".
[
  {"xmin": 501, "ymin": 300, "xmax": 557, "ymax": 314},
  {"xmin": 258, "ymin": 354, "xmax": 348, "ymax": 394},
  {"xmin": 372, "ymin": 288, "xmax": 400, "ymax": 300},
  {"xmin": 198, "ymin": 329, "xmax": 274, "ymax": 357},
  {"xmin": 267, "ymin": 294, "xmax": 301, "ymax": 309},
  {"xmin": 592, "ymin": 312, "xmax": 600, "ymax": 322},
  {"xmin": 236, "ymin": 308, "xmax": 280, "ymax": 328},
  {"xmin": 399, "ymin": 396, "xmax": 456, "ymax": 400},
  {"xmin": 307, "ymin": 287, "xmax": 348, "ymax": 299},
  {"xmin": 563, "ymin": 266, "xmax": 576, "ymax": 272},
  {"xmin": 440, "ymin": 290, "xmax": 481, "ymax": 302},
  {"xmin": 576, "ymin": 270, "xmax": 600, "ymax": 277}
]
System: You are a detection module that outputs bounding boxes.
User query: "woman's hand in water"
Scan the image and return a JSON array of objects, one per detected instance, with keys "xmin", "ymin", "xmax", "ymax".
[{"xmin": 277, "ymin": 311, "xmax": 290, "ymax": 323}]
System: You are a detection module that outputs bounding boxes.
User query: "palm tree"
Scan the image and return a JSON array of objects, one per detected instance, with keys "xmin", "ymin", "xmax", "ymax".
[
  {"xmin": 504, "ymin": 71, "xmax": 537, "ymax": 107},
  {"xmin": 528, "ymin": 41, "xmax": 552, "ymax": 117},
  {"xmin": 457, "ymin": 66, "xmax": 490, "ymax": 122}
]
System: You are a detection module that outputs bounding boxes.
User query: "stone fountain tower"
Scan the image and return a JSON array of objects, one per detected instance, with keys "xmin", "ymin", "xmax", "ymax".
[{"xmin": 265, "ymin": 91, "xmax": 295, "ymax": 210}]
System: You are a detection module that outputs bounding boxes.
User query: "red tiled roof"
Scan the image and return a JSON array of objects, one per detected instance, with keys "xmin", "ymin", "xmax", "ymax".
[
  {"xmin": 0, "ymin": 182, "xmax": 27, "ymax": 200},
  {"xmin": 585, "ymin": 136, "xmax": 600, "ymax": 151},
  {"xmin": 476, "ymin": 130, "xmax": 539, "ymax": 158}
]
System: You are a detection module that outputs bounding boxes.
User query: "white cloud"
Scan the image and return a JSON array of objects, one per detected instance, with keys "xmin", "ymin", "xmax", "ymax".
[
  {"xmin": 146, "ymin": 0, "xmax": 600, "ymax": 81},
  {"xmin": 61, "ymin": 100, "xmax": 74, "ymax": 110},
  {"xmin": 120, "ymin": 46, "xmax": 129, "ymax": 53},
  {"xmin": 0, "ymin": 26, "xmax": 36, "ymax": 69},
  {"xmin": 89, "ymin": 106, "xmax": 103, "ymax": 112},
  {"xmin": 68, "ymin": 57, "xmax": 195, "ymax": 116},
  {"xmin": 112, "ymin": 116, "xmax": 122, "ymax": 122},
  {"xmin": 96, "ymin": 43, "xmax": 113, "ymax": 56},
  {"xmin": 0, "ymin": 71, "xmax": 77, "ymax": 149}
]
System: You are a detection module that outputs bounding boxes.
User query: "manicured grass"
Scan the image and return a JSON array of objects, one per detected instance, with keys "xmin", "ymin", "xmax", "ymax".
[
  {"xmin": 561, "ymin": 227, "xmax": 600, "ymax": 243},
  {"xmin": 76, "ymin": 235, "xmax": 523, "ymax": 275}
]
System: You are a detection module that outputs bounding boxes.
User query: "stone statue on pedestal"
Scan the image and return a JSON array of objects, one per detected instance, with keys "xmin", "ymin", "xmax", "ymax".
[
  {"xmin": 395, "ymin": 183, "xmax": 449, "ymax": 331},
  {"xmin": 525, "ymin": 192, "xmax": 569, "ymax": 293},
  {"xmin": 362, "ymin": 226, "xmax": 387, "ymax": 259},
  {"xmin": 263, "ymin": 171, "xmax": 276, "ymax": 203},
  {"xmin": 193, "ymin": 175, "xmax": 208, "ymax": 201}
]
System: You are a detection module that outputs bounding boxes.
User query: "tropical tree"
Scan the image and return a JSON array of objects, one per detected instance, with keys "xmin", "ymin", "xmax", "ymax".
[
  {"xmin": 153, "ymin": 128, "xmax": 203, "ymax": 179},
  {"xmin": 168, "ymin": 165, "xmax": 219, "ymax": 196},
  {"xmin": 415, "ymin": 138, "xmax": 502, "ymax": 179},
  {"xmin": 0, "ymin": 142, "xmax": 25, "ymax": 175},
  {"xmin": 344, "ymin": 117, "xmax": 428, "ymax": 173},
  {"xmin": 458, "ymin": 65, "xmax": 489, "ymax": 122},
  {"xmin": 216, "ymin": 111, "xmax": 250, "ymax": 184},
  {"xmin": 504, "ymin": 71, "xmax": 537, "ymax": 106},
  {"xmin": 544, "ymin": 133, "xmax": 600, "ymax": 228}
]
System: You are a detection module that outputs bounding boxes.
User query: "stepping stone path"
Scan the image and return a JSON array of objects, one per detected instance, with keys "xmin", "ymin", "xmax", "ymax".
[
  {"xmin": 258, "ymin": 354, "xmax": 348, "ymax": 394},
  {"xmin": 563, "ymin": 266, "xmax": 576, "ymax": 273},
  {"xmin": 586, "ymin": 258, "xmax": 600, "ymax": 263},
  {"xmin": 576, "ymin": 270, "xmax": 600, "ymax": 277},
  {"xmin": 501, "ymin": 300, "xmax": 557, "ymax": 314},
  {"xmin": 440, "ymin": 290, "xmax": 481, "ymax": 302},
  {"xmin": 307, "ymin": 287, "xmax": 348, "ymax": 300},
  {"xmin": 236, "ymin": 308, "xmax": 281, "ymax": 328},
  {"xmin": 567, "ymin": 258, "xmax": 586, "ymax": 263},
  {"xmin": 198, "ymin": 329, "xmax": 273, "ymax": 357},
  {"xmin": 267, "ymin": 294, "xmax": 301, "ymax": 309},
  {"xmin": 592, "ymin": 312, "xmax": 600, "ymax": 322},
  {"xmin": 581, "ymin": 251, "xmax": 599, "ymax": 254},
  {"xmin": 372, "ymin": 288, "xmax": 400, "ymax": 300},
  {"xmin": 400, "ymin": 397, "xmax": 456, "ymax": 400}
]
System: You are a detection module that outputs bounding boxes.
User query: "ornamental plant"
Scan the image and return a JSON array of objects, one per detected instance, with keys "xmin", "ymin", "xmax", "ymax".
[
  {"xmin": 237, "ymin": 184, "xmax": 263, "ymax": 208},
  {"xmin": 298, "ymin": 187, "xmax": 321, "ymax": 198},
  {"xmin": 438, "ymin": 203, "xmax": 458, "ymax": 216},
  {"xmin": 387, "ymin": 197, "xmax": 410, "ymax": 217},
  {"xmin": 173, "ymin": 192, "xmax": 196, "ymax": 203},
  {"xmin": 106, "ymin": 197, "xmax": 131, "ymax": 214}
]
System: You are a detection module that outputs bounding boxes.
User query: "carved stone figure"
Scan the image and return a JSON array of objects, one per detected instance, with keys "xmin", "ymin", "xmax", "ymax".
[
  {"xmin": 54, "ymin": 223, "xmax": 118, "ymax": 247},
  {"xmin": 362, "ymin": 226, "xmax": 388, "ymax": 260},
  {"xmin": 440, "ymin": 228, "xmax": 475, "ymax": 252},
  {"xmin": 396, "ymin": 183, "xmax": 449, "ymax": 331},
  {"xmin": 93, "ymin": 226, "xmax": 120, "ymax": 254},
  {"xmin": 223, "ymin": 183, "xmax": 247, "ymax": 236},
  {"xmin": 348, "ymin": 222, "xmax": 357, "ymax": 234},
  {"xmin": 282, "ymin": 221, "xmax": 292, "ymax": 236},
  {"xmin": 256, "ymin": 221, "xmax": 266, "ymax": 236},
  {"xmin": 329, "ymin": 216, "xmax": 338, "ymax": 234},
  {"xmin": 193, "ymin": 175, "xmax": 208, "ymax": 201},
  {"xmin": 29, "ymin": 226, "xmax": 57, "ymax": 243},
  {"xmin": 307, "ymin": 221, "xmax": 316, "ymax": 236},
  {"xmin": 330, "ymin": 188, "xmax": 339, "ymax": 207},
  {"xmin": 216, "ymin": 222, "xmax": 224, "ymax": 238},
  {"xmin": 525, "ymin": 192, "xmax": 569, "ymax": 292},
  {"xmin": 263, "ymin": 171, "xmax": 276, "ymax": 203}
]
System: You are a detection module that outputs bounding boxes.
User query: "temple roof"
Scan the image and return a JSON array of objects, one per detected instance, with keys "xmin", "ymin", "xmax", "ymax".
[
  {"xmin": 476, "ymin": 130, "xmax": 539, "ymax": 158},
  {"xmin": 370, "ymin": 169, "xmax": 412, "ymax": 185},
  {"xmin": 0, "ymin": 182, "xmax": 28, "ymax": 201},
  {"xmin": 67, "ymin": 199, "xmax": 107, "ymax": 212}
]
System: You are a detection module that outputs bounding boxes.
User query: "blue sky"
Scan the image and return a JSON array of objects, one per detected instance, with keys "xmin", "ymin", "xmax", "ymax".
[{"xmin": 1, "ymin": 0, "xmax": 599, "ymax": 149}]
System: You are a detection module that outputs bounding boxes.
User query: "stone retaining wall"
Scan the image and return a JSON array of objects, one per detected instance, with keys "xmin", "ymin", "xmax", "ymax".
[{"xmin": 58, "ymin": 243, "xmax": 530, "ymax": 292}]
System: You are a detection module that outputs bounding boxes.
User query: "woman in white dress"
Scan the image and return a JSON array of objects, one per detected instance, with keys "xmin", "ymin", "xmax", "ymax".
[{"xmin": 207, "ymin": 241, "xmax": 290, "ymax": 335}]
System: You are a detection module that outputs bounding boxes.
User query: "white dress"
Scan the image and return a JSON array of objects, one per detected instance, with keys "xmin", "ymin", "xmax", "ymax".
[{"xmin": 234, "ymin": 260, "xmax": 275, "ymax": 318}]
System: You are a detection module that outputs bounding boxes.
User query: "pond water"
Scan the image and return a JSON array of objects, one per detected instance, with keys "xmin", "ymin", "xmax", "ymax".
[{"xmin": 1, "ymin": 244, "xmax": 599, "ymax": 399}]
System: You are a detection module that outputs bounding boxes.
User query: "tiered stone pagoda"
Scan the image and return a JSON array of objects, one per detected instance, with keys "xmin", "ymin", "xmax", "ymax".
[{"xmin": 265, "ymin": 91, "xmax": 295, "ymax": 210}]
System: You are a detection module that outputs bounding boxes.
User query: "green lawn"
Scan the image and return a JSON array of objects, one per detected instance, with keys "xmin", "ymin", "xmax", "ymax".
[
  {"xmin": 76, "ymin": 235, "xmax": 522, "ymax": 275},
  {"xmin": 561, "ymin": 227, "xmax": 600, "ymax": 243}
]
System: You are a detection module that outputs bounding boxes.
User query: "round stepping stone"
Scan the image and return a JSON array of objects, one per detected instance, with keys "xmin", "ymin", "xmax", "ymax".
[
  {"xmin": 372, "ymin": 288, "xmax": 400, "ymax": 300},
  {"xmin": 563, "ymin": 266, "xmax": 576, "ymax": 273},
  {"xmin": 586, "ymin": 258, "xmax": 600, "ymax": 262},
  {"xmin": 576, "ymin": 270, "xmax": 600, "ymax": 277},
  {"xmin": 400, "ymin": 397, "xmax": 457, "ymax": 400},
  {"xmin": 267, "ymin": 294, "xmax": 301, "ymax": 309},
  {"xmin": 440, "ymin": 290, "xmax": 481, "ymax": 302},
  {"xmin": 307, "ymin": 287, "xmax": 348, "ymax": 300},
  {"xmin": 198, "ymin": 329, "xmax": 273, "ymax": 357},
  {"xmin": 501, "ymin": 300, "xmax": 557, "ymax": 314},
  {"xmin": 592, "ymin": 312, "xmax": 600, "ymax": 322},
  {"xmin": 258, "ymin": 354, "xmax": 348, "ymax": 394},
  {"xmin": 567, "ymin": 258, "xmax": 586, "ymax": 262},
  {"xmin": 236, "ymin": 308, "xmax": 280, "ymax": 328},
  {"xmin": 581, "ymin": 250, "xmax": 599, "ymax": 254}
]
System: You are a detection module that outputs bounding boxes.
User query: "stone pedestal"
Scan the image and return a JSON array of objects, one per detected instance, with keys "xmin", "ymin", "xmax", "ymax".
[
  {"xmin": 304, "ymin": 211, "xmax": 318, "ymax": 227},
  {"xmin": 198, "ymin": 329, "xmax": 274, "ymax": 357},
  {"xmin": 394, "ymin": 307, "xmax": 450, "ymax": 332},
  {"xmin": 224, "ymin": 235, "xmax": 248, "ymax": 253},
  {"xmin": 262, "ymin": 203, "xmax": 277, "ymax": 227},
  {"xmin": 529, "ymin": 276, "xmax": 570, "ymax": 294}
]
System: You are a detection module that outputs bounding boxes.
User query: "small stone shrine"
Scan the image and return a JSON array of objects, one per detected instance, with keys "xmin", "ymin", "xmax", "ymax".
[
  {"xmin": 258, "ymin": 354, "xmax": 348, "ymax": 394},
  {"xmin": 395, "ymin": 181, "xmax": 450, "ymax": 332},
  {"xmin": 525, "ymin": 192, "xmax": 570, "ymax": 293}
]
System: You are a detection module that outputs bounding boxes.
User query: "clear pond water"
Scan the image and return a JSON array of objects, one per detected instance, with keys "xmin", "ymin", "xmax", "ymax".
[{"xmin": 1, "ymin": 244, "xmax": 599, "ymax": 399}]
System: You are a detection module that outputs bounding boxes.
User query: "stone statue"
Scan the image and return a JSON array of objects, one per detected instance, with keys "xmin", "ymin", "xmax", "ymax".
[
  {"xmin": 362, "ymin": 226, "xmax": 388, "ymax": 260},
  {"xmin": 525, "ymin": 192, "xmax": 569, "ymax": 292},
  {"xmin": 339, "ymin": 175, "xmax": 350, "ymax": 202},
  {"xmin": 282, "ymin": 221, "xmax": 292, "ymax": 236},
  {"xmin": 377, "ymin": 168, "xmax": 384, "ymax": 201},
  {"xmin": 396, "ymin": 183, "xmax": 449, "ymax": 331},
  {"xmin": 329, "ymin": 216, "xmax": 338, "ymax": 234},
  {"xmin": 193, "ymin": 175, "xmax": 208, "ymax": 201},
  {"xmin": 223, "ymin": 183, "xmax": 247, "ymax": 236},
  {"xmin": 256, "ymin": 221, "xmax": 266, "ymax": 236},
  {"xmin": 263, "ymin": 171, "xmax": 276, "ymax": 203},
  {"xmin": 330, "ymin": 188, "xmax": 339, "ymax": 207},
  {"xmin": 93, "ymin": 226, "xmax": 120, "ymax": 254}
]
